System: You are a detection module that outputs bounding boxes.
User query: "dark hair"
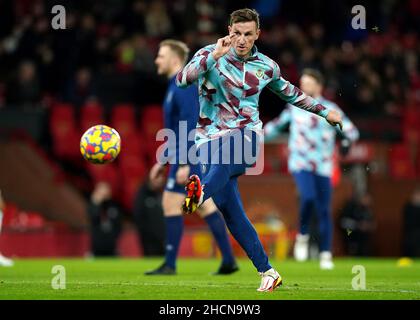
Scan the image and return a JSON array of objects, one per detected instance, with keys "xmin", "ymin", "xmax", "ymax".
[
  {"xmin": 302, "ymin": 68, "xmax": 325, "ymax": 85},
  {"xmin": 229, "ymin": 8, "xmax": 260, "ymax": 29},
  {"xmin": 159, "ymin": 39, "xmax": 190, "ymax": 65}
]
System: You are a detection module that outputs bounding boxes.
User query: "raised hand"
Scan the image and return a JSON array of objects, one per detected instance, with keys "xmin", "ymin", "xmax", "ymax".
[{"xmin": 212, "ymin": 34, "xmax": 236, "ymax": 60}]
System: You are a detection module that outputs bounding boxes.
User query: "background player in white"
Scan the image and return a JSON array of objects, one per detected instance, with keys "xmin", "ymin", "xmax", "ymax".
[{"xmin": 265, "ymin": 69, "xmax": 359, "ymax": 269}]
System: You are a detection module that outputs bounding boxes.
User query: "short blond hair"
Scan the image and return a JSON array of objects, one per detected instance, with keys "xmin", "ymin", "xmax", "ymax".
[
  {"xmin": 159, "ymin": 39, "xmax": 190, "ymax": 65},
  {"xmin": 302, "ymin": 68, "xmax": 325, "ymax": 85}
]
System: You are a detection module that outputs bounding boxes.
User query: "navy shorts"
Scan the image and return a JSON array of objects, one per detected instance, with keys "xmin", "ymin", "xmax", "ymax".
[{"xmin": 198, "ymin": 128, "xmax": 261, "ymax": 179}]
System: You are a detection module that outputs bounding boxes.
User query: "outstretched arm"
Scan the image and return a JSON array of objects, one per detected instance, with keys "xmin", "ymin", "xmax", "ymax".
[
  {"xmin": 333, "ymin": 105, "xmax": 360, "ymax": 155},
  {"xmin": 267, "ymin": 64, "xmax": 342, "ymax": 130},
  {"xmin": 264, "ymin": 106, "xmax": 292, "ymax": 142},
  {"xmin": 338, "ymin": 109, "xmax": 359, "ymax": 142}
]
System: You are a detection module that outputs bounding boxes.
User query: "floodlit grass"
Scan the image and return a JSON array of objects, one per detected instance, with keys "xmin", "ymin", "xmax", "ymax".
[{"xmin": 0, "ymin": 258, "xmax": 419, "ymax": 300}]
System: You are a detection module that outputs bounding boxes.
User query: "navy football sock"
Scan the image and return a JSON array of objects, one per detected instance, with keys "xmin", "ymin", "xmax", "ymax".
[
  {"xmin": 204, "ymin": 211, "xmax": 235, "ymax": 265},
  {"xmin": 164, "ymin": 216, "xmax": 184, "ymax": 269}
]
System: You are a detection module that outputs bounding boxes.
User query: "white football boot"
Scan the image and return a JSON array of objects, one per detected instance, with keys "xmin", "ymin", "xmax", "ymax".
[
  {"xmin": 319, "ymin": 251, "xmax": 335, "ymax": 270},
  {"xmin": 0, "ymin": 253, "xmax": 14, "ymax": 267},
  {"xmin": 257, "ymin": 268, "xmax": 282, "ymax": 292},
  {"xmin": 293, "ymin": 233, "xmax": 309, "ymax": 262}
]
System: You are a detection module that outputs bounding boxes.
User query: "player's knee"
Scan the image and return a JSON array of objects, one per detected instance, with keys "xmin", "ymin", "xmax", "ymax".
[
  {"xmin": 163, "ymin": 204, "xmax": 181, "ymax": 216},
  {"xmin": 198, "ymin": 199, "xmax": 218, "ymax": 217},
  {"xmin": 162, "ymin": 193, "xmax": 183, "ymax": 216},
  {"xmin": 300, "ymin": 195, "xmax": 316, "ymax": 208}
]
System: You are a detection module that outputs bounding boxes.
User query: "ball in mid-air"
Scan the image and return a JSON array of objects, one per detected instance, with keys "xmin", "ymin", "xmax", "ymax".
[{"xmin": 80, "ymin": 125, "xmax": 121, "ymax": 164}]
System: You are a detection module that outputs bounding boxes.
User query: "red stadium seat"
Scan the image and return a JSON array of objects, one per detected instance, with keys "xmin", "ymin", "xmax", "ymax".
[
  {"xmin": 118, "ymin": 155, "xmax": 148, "ymax": 210},
  {"xmin": 402, "ymin": 107, "xmax": 420, "ymax": 144},
  {"xmin": 140, "ymin": 104, "xmax": 164, "ymax": 138},
  {"xmin": 111, "ymin": 103, "xmax": 137, "ymax": 139},
  {"xmin": 80, "ymin": 101, "xmax": 105, "ymax": 132},
  {"xmin": 20, "ymin": 211, "xmax": 46, "ymax": 229},
  {"xmin": 119, "ymin": 154, "xmax": 148, "ymax": 180},
  {"xmin": 120, "ymin": 131, "xmax": 144, "ymax": 157},
  {"xmin": 142, "ymin": 104, "xmax": 163, "ymax": 119},
  {"xmin": 140, "ymin": 105, "xmax": 164, "ymax": 166},
  {"xmin": 50, "ymin": 102, "xmax": 74, "ymax": 119},
  {"xmin": 417, "ymin": 154, "xmax": 420, "ymax": 177},
  {"xmin": 2, "ymin": 202, "xmax": 46, "ymax": 230},
  {"xmin": 388, "ymin": 143, "xmax": 417, "ymax": 179},
  {"xmin": 49, "ymin": 103, "xmax": 80, "ymax": 159},
  {"xmin": 1, "ymin": 202, "xmax": 18, "ymax": 228},
  {"xmin": 112, "ymin": 103, "xmax": 136, "ymax": 120},
  {"xmin": 402, "ymin": 106, "xmax": 420, "ymax": 126},
  {"xmin": 120, "ymin": 175, "xmax": 144, "ymax": 211},
  {"xmin": 85, "ymin": 162, "xmax": 120, "ymax": 196}
]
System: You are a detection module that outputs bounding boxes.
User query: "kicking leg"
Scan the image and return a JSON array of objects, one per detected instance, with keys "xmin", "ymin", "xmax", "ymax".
[
  {"xmin": 212, "ymin": 177, "xmax": 282, "ymax": 291},
  {"xmin": 212, "ymin": 177, "xmax": 270, "ymax": 273}
]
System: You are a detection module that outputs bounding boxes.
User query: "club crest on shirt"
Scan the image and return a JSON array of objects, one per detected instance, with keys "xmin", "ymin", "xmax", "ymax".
[{"xmin": 256, "ymin": 69, "xmax": 264, "ymax": 78}]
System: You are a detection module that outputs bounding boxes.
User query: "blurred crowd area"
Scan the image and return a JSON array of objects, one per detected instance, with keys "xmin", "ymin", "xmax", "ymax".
[
  {"xmin": 0, "ymin": 0, "xmax": 419, "ymax": 123},
  {"xmin": 0, "ymin": 0, "xmax": 419, "ymax": 258}
]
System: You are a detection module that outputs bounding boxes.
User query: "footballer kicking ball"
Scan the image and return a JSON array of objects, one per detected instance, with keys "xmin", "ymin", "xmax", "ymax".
[{"xmin": 80, "ymin": 125, "xmax": 121, "ymax": 164}]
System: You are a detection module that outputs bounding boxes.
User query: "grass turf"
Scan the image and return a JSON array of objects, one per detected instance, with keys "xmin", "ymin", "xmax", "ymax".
[{"xmin": 0, "ymin": 258, "xmax": 419, "ymax": 300}]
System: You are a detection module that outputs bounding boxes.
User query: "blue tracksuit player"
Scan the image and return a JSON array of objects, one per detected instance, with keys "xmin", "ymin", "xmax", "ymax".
[
  {"xmin": 145, "ymin": 39, "xmax": 237, "ymax": 276},
  {"xmin": 162, "ymin": 75, "xmax": 199, "ymax": 193}
]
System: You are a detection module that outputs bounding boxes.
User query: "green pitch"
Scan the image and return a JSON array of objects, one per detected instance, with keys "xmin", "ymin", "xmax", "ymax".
[{"xmin": 0, "ymin": 258, "xmax": 419, "ymax": 300}]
